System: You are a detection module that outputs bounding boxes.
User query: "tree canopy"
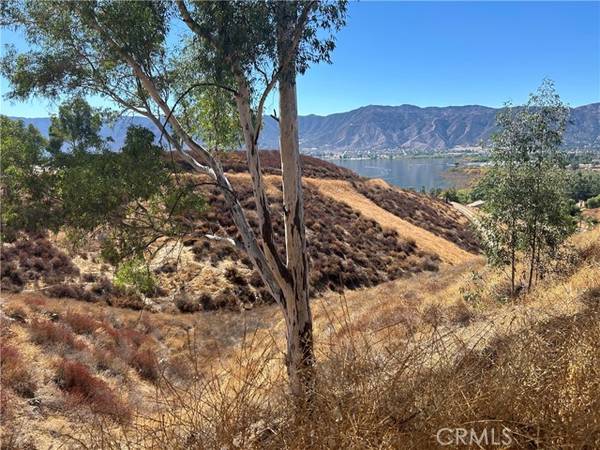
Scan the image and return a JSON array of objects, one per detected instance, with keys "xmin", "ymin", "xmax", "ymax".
[{"xmin": 478, "ymin": 80, "xmax": 576, "ymax": 294}]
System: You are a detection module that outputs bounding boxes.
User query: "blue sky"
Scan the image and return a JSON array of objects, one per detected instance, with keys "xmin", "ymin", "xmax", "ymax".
[{"xmin": 1, "ymin": 1, "xmax": 599, "ymax": 117}]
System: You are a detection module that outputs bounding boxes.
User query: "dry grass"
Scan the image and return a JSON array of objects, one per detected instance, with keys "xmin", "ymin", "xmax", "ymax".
[
  {"xmin": 310, "ymin": 178, "xmax": 475, "ymax": 265},
  {"xmin": 1, "ymin": 166, "xmax": 477, "ymax": 314},
  {"xmin": 2, "ymin": 228, "xmax": 591, "ymax": 449},
  {"xmin": 355, "ymin": 178, "xmax": 481, "ymax": 253}
]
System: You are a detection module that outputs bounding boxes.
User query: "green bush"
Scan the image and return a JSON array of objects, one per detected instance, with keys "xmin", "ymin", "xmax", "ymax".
[
  {"xmin": 587, "ymin": 195, "xmax": 600, "ymax": 209},
  {"xmin": 114, "ymin": 259, "xmax": 156, "ymax": 296}
]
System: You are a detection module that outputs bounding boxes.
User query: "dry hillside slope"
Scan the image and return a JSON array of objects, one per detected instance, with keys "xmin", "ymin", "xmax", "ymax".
[
  {"xmin": 1, "ymin": 227, "xmax": 598, "ymax": 449},
  {"xmin": 2, "ymin": 154, "xmax": 479, "ymax": 313}
]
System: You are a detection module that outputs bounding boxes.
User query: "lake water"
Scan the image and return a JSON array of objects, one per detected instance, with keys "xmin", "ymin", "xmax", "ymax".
[{"xmin": 325, "ymin": 157, "xmax": 460, "ymax": 190}]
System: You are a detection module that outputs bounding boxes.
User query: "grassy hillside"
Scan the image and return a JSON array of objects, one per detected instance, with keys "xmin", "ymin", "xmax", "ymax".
[
  {"xmin": 1, "ymin": 227, "xmax": 598, "ymax": 448},
  {"xmin": 1, "ymin": 155, "xmax": 477, "ymax": 312},
  {"xmin": 4, "ymin": 154, "xmax": 597, "ymax": 449}
]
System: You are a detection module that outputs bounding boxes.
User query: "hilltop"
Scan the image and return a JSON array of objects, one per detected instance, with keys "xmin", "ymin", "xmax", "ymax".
[{"xmin": 10, "ymin": 102, "xmax": 600, "ymax": 153}]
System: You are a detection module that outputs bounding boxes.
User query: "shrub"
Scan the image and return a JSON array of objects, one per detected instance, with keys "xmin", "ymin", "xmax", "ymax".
[
  {"xmin": 0, "ymin": 344, "xmax": 36, "ymax": 398},
  {"xmin": 165, "ymin": 354, "xmax": 192, "ymax": 381},
  {"xmin": 81, "ymin": 272, "xmax": 97, "ymax": 282},
  {"xmin": 29, "ymin": 319, "xmax": 86, "ymax": 351},
  {"xmin": 154, "ymin": 262, "xmax": 176, "ymax": 274},
  {"xmin": 210, "ymin": 288, "xmax": 237, "ymax": 310},
  {"xmin": 224, "ymin": 266, "xmax": 247, "ymax": 286},
  {"xmin": 0, "ymin": 262, "xmax": 25, "ymax": 293},
  {"xmin": 21, "ymin": 295, "xmax": 47, "ymax": 308},
  {"xmin": 108, "ymin": 293, "xmax": 146, "ymax": 311},
  {"xmin": 130, "ymin": 346, "xmax": 160, "ymax": 382},
  {"xmin": 586, "ymin": 194, "xmax": 600, "ymax": 209},
  {"xmin": 90, "ymin": 277, "xmax": 114, "ymax": 298},
  {"xmin": 63, "ymin": 311, "xmax": 100, "ymax": 335},
  {"xmin": 46, "ymin": 283, "xmax": 87, "ymax": 300},
  {"xmin": 114, "ymin": 258, "xmax": 157, "ymax": 296},
  {"xmin": 175, "ymin": 292, "xmax": 200, "ymax": 313},
  {"xmin": 55, "ymin": 359, "xmax": 131, "ymax": 423}
]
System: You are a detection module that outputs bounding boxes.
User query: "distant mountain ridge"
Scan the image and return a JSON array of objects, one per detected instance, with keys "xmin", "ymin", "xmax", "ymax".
[{"xmin": 9, "ymin": 102, "xmax": 600, "ymax": 153}]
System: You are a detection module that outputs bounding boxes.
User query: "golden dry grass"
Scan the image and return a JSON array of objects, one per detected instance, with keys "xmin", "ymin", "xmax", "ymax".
[
  {"xmin": 65, "ymin": 236, "xmax": 599, "ymax": 448},
  {"xmin": 308, "ymin": 178, "xmax": 474, "ymax": 265},
  {"xmin": 3, "ymin": 192, "xmax": 599, "ymax": 449}
]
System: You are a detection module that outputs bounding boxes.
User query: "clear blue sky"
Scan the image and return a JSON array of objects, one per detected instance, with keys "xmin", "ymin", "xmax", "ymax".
[{"xmin": 1, "ymin": 1, "xmax": 599, "ymax": 117}]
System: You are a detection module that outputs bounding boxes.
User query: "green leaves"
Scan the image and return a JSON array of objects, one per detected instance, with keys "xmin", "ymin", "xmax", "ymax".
[
  {"xmin": 1, "ymin": 100, "xmax": 204, "ymax": 265},
  {"xmin": 113, "ymin": 257, "xmax": 157, "ymax": 296},
  {"xmin": 48, "ymin": 96, "xmax": 107, "ymax": 156},
  {"xmin": 478, "ymin": 80, "xmax": 575, "ymax": 291},
  {"xmin": 0, "ymin": 116, "xmax": 58, "ymax": 240}
]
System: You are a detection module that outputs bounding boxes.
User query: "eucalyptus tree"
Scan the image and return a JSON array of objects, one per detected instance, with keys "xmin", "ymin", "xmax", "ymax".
[
  {"xmin": 1, "ymin": 0, "xmax": 346, "ymax": 399},
  {"xmin": 478, "ymin": 80, "xmax": 574, "ymax": 294}
]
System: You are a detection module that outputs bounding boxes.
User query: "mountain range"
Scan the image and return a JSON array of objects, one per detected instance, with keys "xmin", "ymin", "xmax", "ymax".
[{"xmin": 9, "ymin": 102, "xmax": 600, "ymax": 154}]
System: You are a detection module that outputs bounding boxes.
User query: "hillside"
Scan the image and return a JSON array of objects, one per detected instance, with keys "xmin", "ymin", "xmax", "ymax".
[
  {"xmin": 1, "ymin": 153, "xmax": 479, "ymax": 313},
  {"xmin": 1, "ymin": 226, "xmax": 598, "ymax": 449},
  {"xmin": 10, "ymin": 102, "xmax": 600, "ymax": 153}
]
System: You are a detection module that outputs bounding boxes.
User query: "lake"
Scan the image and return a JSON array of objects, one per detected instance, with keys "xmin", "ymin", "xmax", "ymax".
[{"xmin": 325, "ymin": 157, "xmax": 461, "ymax": 190}]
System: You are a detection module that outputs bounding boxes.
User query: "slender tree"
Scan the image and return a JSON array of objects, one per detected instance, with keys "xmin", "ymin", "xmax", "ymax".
[
  {"xmin": 1, "ymin": 0, "xmax": 346, "ymax": 399},
  {"xmin": 479, "ymin": 80, "xmax": 575, "ymax": 294}
]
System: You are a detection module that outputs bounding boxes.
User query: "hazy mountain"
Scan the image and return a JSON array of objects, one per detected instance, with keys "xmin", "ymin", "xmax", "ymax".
[
  {"xmin": 7, "ymin": 115, "xmax": 167, "ymax": 150},
  {"xmin": 9, "ymin": 102, "xmax": 600, "ymax": 153}
]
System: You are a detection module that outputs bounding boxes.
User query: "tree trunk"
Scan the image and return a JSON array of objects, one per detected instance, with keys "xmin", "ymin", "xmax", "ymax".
[
  {"xmin": 277, "ymin": 1, "xmax": 315, "ymax": 401},
  {"xmin": 511, "ymin": 242, "xmax": 516, "ymax": 296},
  {"xmin": 82, "ymin": 0, "xmax": 316, "ymax": 401},
  {"xmin": 528, "ymin": 227, "xmax": 537, "ymax": 291}
]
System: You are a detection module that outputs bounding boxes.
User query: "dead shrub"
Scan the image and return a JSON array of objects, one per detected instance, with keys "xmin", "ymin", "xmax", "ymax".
[
  {"xmin": 63, "ymin": 311, "xmax": 100, "ymax": 335},
  {"xmin": 130, "ymin": 346, "xmax": 160, "ymax": 382},
  {"xmin": 579, "ymin": 239, "xmax": 600, "ymax": 262},
  {"xmin": 209, "ymin": 288, "xmax": 237, "ymax": 310},
  {"xmin": 2, "ymin": 237, "xmax": 80, "ymax": 293},
  {"xmin": 21, "ymin": 295, "xmax": 47, "ymax": 309},
  {"xmin": 0, "ymin": 261, "xmax": 25, "ymax": 293},
  {"xmin": 55, "ymin": 359, "xmax": 131, "ymax": 423},
  {"xmin": 155, "ymin": 262, "xmax": 177, "ymax": 274},
  {"xmin": 165, "ymin": 354, "xmax": 193, "ymax": 381},
  {"xmin": 108, "ymin": 293, "xmax": 146, "ymax": 311},
  {"xmin": 447, "ymin": 300, "xmax": 474, "ymax": 326},
  {"xmin": 580, "ymin": 286, "xmax": 600, "ymax": 309},
  {"xmin": 422, "ymin": 303, "xmax": 445, "ymax": 328},
  {"xmin": 81, "ymin": 272, "xmax": 98, "ymax": 282},
  {"xmin": 46, "ymin": 283, "xmax": 87, "ymax": 300},
  {"xmin": 29, "ymin": 318, "xmax": 86, "ymax": 351},
  {"xmin": 224, "ymin": 266, "xmax": 247, "ymax": 286},
  {"xmin": 92, "ymin": 348, "xmax": 128, "ymax": 378},
  {"xmin": 248, "ymin": 270, "xmax": 264, "ymax": 288},
  {"xmin": 175, "ymin": 292, "xmax": 200, "ymax": 313},
  {"xmin": 0, "ymin": 344, "xmax": 36, "ymax": 398}
]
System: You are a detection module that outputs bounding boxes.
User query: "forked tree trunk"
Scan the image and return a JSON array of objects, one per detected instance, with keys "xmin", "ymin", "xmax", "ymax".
[{"xmin": 86, "ymin": 0, "xmax": 316, "ymax": 402}]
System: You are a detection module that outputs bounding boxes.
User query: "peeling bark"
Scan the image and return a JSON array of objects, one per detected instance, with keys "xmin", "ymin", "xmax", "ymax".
[
  {"xmin": 276, "ymin": 1, "xmax": 315, "ymax": 401},
  {"xmin": 81, "ymin": 1, "xmax": 316, "ymax": 400}
]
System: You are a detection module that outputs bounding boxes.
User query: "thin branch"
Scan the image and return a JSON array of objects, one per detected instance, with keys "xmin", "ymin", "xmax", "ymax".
[{"xmin": 157, "ymin": 81, "xmax": 238, "ymax": 149}]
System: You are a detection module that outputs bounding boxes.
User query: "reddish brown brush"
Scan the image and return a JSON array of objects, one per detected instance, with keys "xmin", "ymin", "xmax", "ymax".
[
  {"xmin": 0, "ymin": 344, "xmax": 36, "ymax": 398},
  {"xmin": 353, "ymin": 180, "xmax": 480, "ymax": 253},
  {"xmin": 29, "ymin": 319, "xmax": 86, "ymax": 351},
  {"xmin": 55, "ymin": 359, "xmax": 131, "ymax": 423}
]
